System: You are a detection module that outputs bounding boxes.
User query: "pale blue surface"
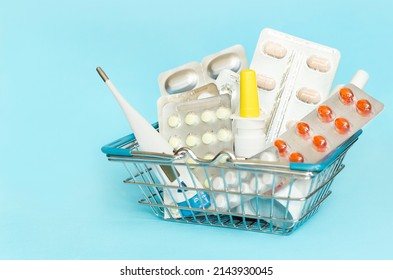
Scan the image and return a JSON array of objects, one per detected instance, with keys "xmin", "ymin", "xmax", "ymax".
[{"xmin": 1, "ymin": 0, "xmax": 392, "ymax": 259}]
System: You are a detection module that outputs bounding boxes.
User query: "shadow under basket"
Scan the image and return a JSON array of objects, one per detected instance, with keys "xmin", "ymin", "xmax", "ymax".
[{"xmin": 102, "ymin": 124, "xmax": 362, "ymax": 235}]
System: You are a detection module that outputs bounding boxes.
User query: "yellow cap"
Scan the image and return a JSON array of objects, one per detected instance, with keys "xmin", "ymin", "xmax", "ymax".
[{"xmin": 240, "ymin": 69, "xmax": 260, "ymax": 118}]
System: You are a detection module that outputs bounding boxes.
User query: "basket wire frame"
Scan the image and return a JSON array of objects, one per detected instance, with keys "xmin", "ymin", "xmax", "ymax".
[{"xmin": 107, "ymin": 136, "xmax": 353, "ymax": 235}]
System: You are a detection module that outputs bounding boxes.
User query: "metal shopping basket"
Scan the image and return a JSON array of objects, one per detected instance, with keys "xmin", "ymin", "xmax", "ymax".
[{"xmin": 102, "ymin": 124, "xmax": 362, "ymax": 235}]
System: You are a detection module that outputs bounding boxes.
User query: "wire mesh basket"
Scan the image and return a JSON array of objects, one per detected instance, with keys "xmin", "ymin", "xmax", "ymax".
[{"xmin": 102, "ymin": 124, "xmax": 361, "ymax": 235}]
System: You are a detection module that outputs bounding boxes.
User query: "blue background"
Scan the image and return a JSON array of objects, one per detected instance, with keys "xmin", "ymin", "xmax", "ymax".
[{"xmin": 1, "ymin": 0, "xmax": 392, "ymax": 259}]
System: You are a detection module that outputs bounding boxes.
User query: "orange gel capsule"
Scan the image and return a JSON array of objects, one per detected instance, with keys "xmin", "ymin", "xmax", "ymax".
[
  {"xmin": 335, "ymin": 117, "xmax": 350, "ymax": 134},
  {"xmin": 356, "ymin": 99, "xmax": 372, "ymax": 116},
  {"xmin": 296, "ymin": 122, "xmax": 311, "ymax": 137},
  {"xmin": 289, "ymin": 152, "xmax": 304, "ymax": 163},
  {"xmin": 312, "ymin": 135, "xmax": 328, "ymax": 152},
  {"xmin": 274, "ymin": 139, "xmax": 287, "ymax": 154},
  {"xmin": 317, "ymin": 105, "xmax": 334, "ymax": 122},
  {"xmin": 339, "ymin": 87, "xmax": 355, "ymax": 105}
]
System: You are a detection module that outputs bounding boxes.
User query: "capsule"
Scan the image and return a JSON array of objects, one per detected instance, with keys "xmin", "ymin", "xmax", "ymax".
[
  {"xmin": 339, "ymin": 87, "xmax": 355, "ymax": 105},
  {"xmin": 256, "ymin": 73, "xmax": 276, "ymax": 91},
  {"xmin": 306, "ymin": 55, "xmax": 331, "ymax": 72},
  {"xmin": 184, "ymin": 112, "xmax": 199, "ymax": 126},
  {"xmin": 317, "ymin": 105, "xmax": 334, "ymax": 122},
  {"xmin": 296, "ymin": 87, "xmax": 321, "ymax": 104},
  {"xmin": 312, "ymin": 135, "xmax": 328, "ymax": 152},
  {"xmin": 289, "ymin": 152, "xmax": 304, "ymax": 163},
  {"xmin": 335, "ymin": 117, "xmax": 350, "ymax": 134},
  {"xmin": 274, "ymin": 139, "xmax": 287, "ymax": 154},
  {"xmin": 202, "ymin": 132, "xmax": 217, "ymax": 145},
  {"xmin": 296, "ymin": 122, "xmax": 311, "ymax": 137},
  {"xmin": 185, "ymin": 134, "xmax": 200, "ymax": 147},
  {"xmin": 167, "ymin": 114, "xmax": 181, "ymax": 128},
  {"xmin": 263, "ymin": 41, "xmax": 287, "ymax": 59},
  {"xmin": 356, "ymin": 99, "xmax": 372, "ymax": 116}
]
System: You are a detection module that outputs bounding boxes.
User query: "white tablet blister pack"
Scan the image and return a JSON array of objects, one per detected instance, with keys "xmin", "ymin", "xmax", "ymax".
[
  {"xmin": 250, "ymin": 28, "xmax": 341, "ymax": 143},
  {"xmin": 158, "ymin": 45, "xmax": 248, "ymax": 96},
  {"xmin": 158, "ymin": 85, "xmax": 233, "ymax": 159}
]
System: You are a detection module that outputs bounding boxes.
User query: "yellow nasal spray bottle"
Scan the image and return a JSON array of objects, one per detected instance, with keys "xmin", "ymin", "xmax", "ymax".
[{"xmin": 232, "ymin": 69, "xmax": 267, "ymax": 158}]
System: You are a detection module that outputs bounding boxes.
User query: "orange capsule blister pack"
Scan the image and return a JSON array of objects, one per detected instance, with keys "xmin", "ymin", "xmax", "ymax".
[{"xmin": 263, "ymin": 83, "xmax": 384, "ymax": 163}]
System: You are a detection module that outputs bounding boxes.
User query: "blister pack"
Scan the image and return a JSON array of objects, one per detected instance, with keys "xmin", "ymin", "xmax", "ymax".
[
  {"xmin": 158, "ymin": 45, "xmax": 248, "ymax": 96},
  {"xmin": 253, "ymin": 83, "xmax": 384, "ymax": 163},
  {"xmin": 250, "ymin": 28, "xmax": 341, "ymax": 143},
  {"xmin": 158, "ymin": 86, "xmax": 233, "ymax": 159}
]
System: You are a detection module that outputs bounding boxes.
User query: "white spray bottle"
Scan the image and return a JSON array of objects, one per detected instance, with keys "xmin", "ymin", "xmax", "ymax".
[{"xmin": 96, "ymin": 67, "xmax": 210, "ymax": 217}]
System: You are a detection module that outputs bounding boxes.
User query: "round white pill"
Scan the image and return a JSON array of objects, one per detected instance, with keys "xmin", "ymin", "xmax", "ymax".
[
  {"xmin": 225, "ymin": 171, "xmax": 238, "ymax": 185},
  {"xmin": 184, "ymin": 112, "xmax": 199, "ymax": 126},
  {"xmin": 217, "ymin": 128, "xmax": 232, "ymax": 142},
  {"xmin": 168, "ymin": 136, "xmax": 182, "ymax": 149},
  {"xmin": 185, "ymin": 134, "xmax": 200, "ymax": 147},
  {"xmin": 201, "ymin": 110, "xmax": 216, "ymax": 123},
  {"xmin": 214, "ymin": 194, "xmax": 227, "ymax": 211},
  {"xmin": 240, "ymin": 182, "xmax": 251, "ymax": 194},
  {"xmin": 216, "ymin": 106, "xmax": 231, "ymax": 120},
  {"xmin": 202, "ymin": 132, "xmax": 217, "ymax": 145},
  {"xmin": 186, "ymin": 157, "xmax": 197, "ymax": 165},
  {"xmin": 167, "ymin": 114, "xmax": 181, "ymax": 128},
  {"xmin": 212, "ymin": 177, "xmax": 225, "ymax": 190}
]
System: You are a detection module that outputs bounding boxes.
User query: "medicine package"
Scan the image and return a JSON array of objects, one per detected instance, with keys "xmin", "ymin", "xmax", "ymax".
[
  {"xmin": 250, "ymin": 28, "xmax": 341, "ymax": 144},
  {"xmin": 158, "ymin": 45, "xmax": 248, "ymax": 96}
]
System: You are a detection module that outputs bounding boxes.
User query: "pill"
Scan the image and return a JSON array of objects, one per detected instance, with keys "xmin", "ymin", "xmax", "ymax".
[
  {"xmin": 240, "ymin": 182, "xmax": 252, "ymax": 194},
  {"xmin": 203, "ymin": 153, "xmax": 215, "ymax": 160},
  {"xmin": 263, "ymin": 41, "xmax": 287, "ymax": 59},
  {"xmin": 306, "ymin": 55, "xmax": 331, "ymax": 72},
  {"xmin": 184, "ymin": 112, "xmax": 199, "ymax": 126},
  {"xmin": 260, "ymin": 151, "xmax": 278, "ymax": 162},
  {"xmin": 296, "ymin": 87, "xmax": 321, "ymax": 104},
  {"xmin": 215, "ymin": 194, "xmax": 240, "ymax": 211},
  {"xmin": 317, "ymin": 105, "xmax": 334, "ymax": 122},
  {"xmin": 225, "ymin": 171, "xmax": 238, "ymax": 185},
  {"xmin": 201, "ymin": 110, "xmax": 216, "ymax": 123},
  {"xmin": 274, "ymin": 139, "xmax": 287, "ymax": 154},
  {"xmin": 216, "ymin": 106, "xmax": 231, "ymax": 120},
  {"xmin": 212, "ymin": 177, "xmax": 225, "ymax": 190},
  {"xmin": 312, "ymin": 135, "xmax": 328, "ymax": 152},
  {"xmin": 249, "ymin": 176, "xmax": 262, "ymax": 193},
  {"xmin": 289, "ymin": 152, "xmax": 304, "ymax": 163},
  {"xmin": 256, "ymin": 73, "xmax": 276, "ymax": 91},
  {"xmin": 168, "ymin": 136, "xmax": 182, "ymax": 149},
  {"xmin": 217, "ymin": 128, "xmax": 232, "ymax": 142},
  {"xmin": 339, "ymin": 87, "xmax": 355, "ymax": 105},
  {"xmin": 286, "ymin": 120, "xmax": 297, "ymax": 130},
  {"xmin": 202, "ymin": 132, "xmax": 217, "ymax": 145},
  {"xmin": 356, "ymin": 99, "xmax": 372, "ymax": 116},
  {"xmin": 167, "ymin": 114, "xmax": 181, "ymax": 128},
  {"xmin": 335, "ymin": 117, "xmax": 350, "ymax": 134},
  {"xmin": 296, "ymin": 122, "xmax": 311, "ymax": 137},
  {"xmin": 185, "ymin": 134, "xmax": 200, "ymax": 147}
]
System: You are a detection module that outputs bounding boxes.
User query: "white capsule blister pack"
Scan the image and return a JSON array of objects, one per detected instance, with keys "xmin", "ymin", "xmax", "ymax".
[
  {"xmin": 250, "ymin": 28, "xmax": 341, "ymax": 143},
  {"xmin": 158, "ymin": 86, "xmax": 233, "ymax": 159},
  {"xmin": 252, "ymin": 84, "xmax": 384, "ymax": 164},
  {"xmin": 158, "ymin": 45, "xmax": 248, "ymax": 96}
]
